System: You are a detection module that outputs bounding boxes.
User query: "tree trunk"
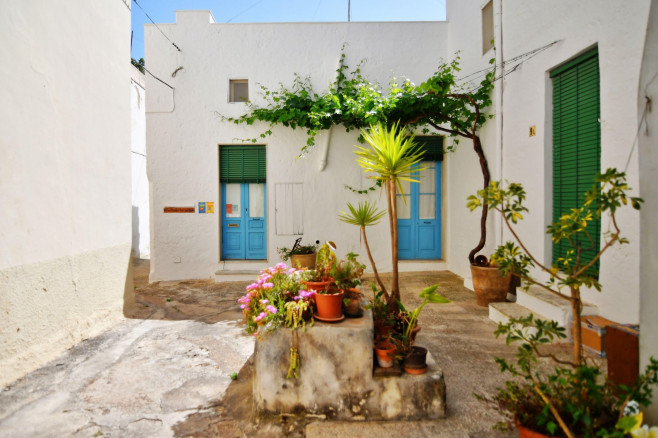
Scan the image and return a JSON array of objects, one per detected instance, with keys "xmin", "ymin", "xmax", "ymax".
[
  {"xmin": 384, "ymin": 179, "xmax": 400, "ymax": 310},
  {"xmin": 361, "ymin": 226, "xmax": 388, "ymax": 297},
  {"xmin": 570, "ymin": 286, "xmax": 583, "ymax": 366},
  {"xmin": 468, "ymin": 135, "xmax": 492, "ymax": 265}
]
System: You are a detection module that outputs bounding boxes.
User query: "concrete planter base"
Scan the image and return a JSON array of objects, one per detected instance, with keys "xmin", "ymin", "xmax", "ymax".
[{"xmin": 253, "ymin": 309, "xmax": 446, "ymax": 420}]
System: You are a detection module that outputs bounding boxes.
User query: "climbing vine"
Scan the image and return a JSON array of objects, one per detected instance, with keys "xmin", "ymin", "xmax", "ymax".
[{"xmin": 224, "ymin": 45, "xmax": 496, "ymax": 264}]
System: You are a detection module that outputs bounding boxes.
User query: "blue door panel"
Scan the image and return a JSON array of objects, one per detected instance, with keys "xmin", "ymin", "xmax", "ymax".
[
  {"xmin": 222, "ymin": 183, "xmax": 267, "ymax": 260},
  {"xmin": 397, "ymin": 223, "xmax": 413, "ymax": 259},
  {"xmin": 397, "ymin": 162, "xmax": 441, "ymax": 260}
]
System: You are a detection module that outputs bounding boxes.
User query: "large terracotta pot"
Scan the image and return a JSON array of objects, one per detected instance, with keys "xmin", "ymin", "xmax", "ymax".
[
  {"xmin": 470, "ymin": 264, "xmax": 512, "ymax": 307},
  {"xmin": 515, "ymin": 420, "xmax": 552, "ymax": 438},
  {"xmin": 315, "ymin": 289, "xmax": 344, "ymax": 319},
  {"xmin": 289, "ymin": 253, "xmax": 316, "ymax": 269}
]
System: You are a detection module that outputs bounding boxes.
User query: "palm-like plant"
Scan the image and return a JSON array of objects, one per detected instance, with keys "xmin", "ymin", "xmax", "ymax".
[
  {"xmin": 339, "ymin": 200, "xmax": 387, "ymax": 293},
  {"xmin": 354, "ymin": 122, "xmax": 426, "ymax": 308}
]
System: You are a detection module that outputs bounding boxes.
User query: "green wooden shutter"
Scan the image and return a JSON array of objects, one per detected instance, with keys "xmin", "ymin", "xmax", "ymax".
[
  {"xmin": 219, "ymin": 145, "xmax": 266, "ymax": 183},
  {"xmin": 551, "ymin": 48, "xmax": 600, "ymax": 271},
  {"xmin": 414, "ymin": 136, "xmax": 444, "ymax": 161}
]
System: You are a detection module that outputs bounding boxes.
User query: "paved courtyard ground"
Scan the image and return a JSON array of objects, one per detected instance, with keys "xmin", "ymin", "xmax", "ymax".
[{"xmin": 0, "ymin": 259, "xmax": 576, "ymax": 437}]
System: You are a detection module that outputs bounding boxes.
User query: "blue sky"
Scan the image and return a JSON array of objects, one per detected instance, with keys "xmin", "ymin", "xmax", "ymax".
[{"xmin": 131, "ymin": 0, "xmax": 446, "ymax": 60}]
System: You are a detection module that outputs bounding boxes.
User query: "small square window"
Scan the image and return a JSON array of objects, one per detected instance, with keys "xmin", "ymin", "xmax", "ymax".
[
  {"xmin": 482, "ymin": 1, "xmax": 494, "ymax": 54},
  {"xmin": 229, "ymin": 79, "xmax": 249, "ymax": 103}
]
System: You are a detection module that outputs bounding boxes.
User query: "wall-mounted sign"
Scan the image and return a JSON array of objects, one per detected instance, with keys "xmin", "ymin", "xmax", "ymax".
[
  {"xmin": 207, "ymin": 202, "xmax": 214, "ymax": 213},
  {"xmin": 198, "ymin": 202, "xmax": 206, "ymax": 213},
  {"xmin": 164, "ymin": 206, "xmax": 195, "ymax": 213}
]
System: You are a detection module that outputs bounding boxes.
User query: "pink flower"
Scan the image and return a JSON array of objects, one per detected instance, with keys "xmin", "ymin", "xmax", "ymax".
[
  {"xmin": 260, "ymin": 273, "xmax": 272, "ymax": 281},
  {"xmin": 254, "ymin": 312, "xmax": 267, "ymax": 322},
  {"xmin": 260, "ymin": 299, "xmax": 269, "ymax": 305},
  {"xmin": 299, "ymin": 290, "xmax": 315, "ymax": 299},
  {"xmin": 266, "ymin": 305, "xmax": 278, "ymax": 314},
  {"xmin": 288, "ymin": 268, "xmax": 296, "ymax": 274},
  {"xmin": 246, "ymin": 283, "xmax": 259, "ymax": 291},
  {"xmin": 276, "ymin": 263, "xmax": 288, "ymax": 270},
  {"xmin": 262, "ymin": 282, "xmax": 274, "ymax": 289}
]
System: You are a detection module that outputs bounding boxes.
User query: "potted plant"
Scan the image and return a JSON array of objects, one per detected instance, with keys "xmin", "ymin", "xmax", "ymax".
[
  {"xmin": 395, "ymin": 284, "xmax": 450, "ymax": 374},
  {"xmin": 331, "ymin": 252, "xmax": 366, "ymax": 317},
  {"xmin": 301, "ymin": 241, "xmax": 336, "ymax": 292},
  {"xmin": 482, "ymin": 314, "xmax": 658, "ymax": 438},
  {"xmin": 469, "ymin": 169, "xmax": 655, "ymax": 436},
  {"xmin": 277, "ymin": 238, "xmax": 319, "ymax": 269},
  {"xmin": 469, "ymin": 255, "xmax": 512, "ymax": 307},
  {"xmin": 338, "ymin": 201, "xmax": 388, "ymax": 294},
  {"xmin": 374, "ymin": 337, "xmax": 397, "ymax": 368},
  {"xmin": 237, "ymin": 262, "xmax": 315, "ymax": 379},
  {"xmin": 365, "ymin": 285, "xmax": 395, "ymax": 340},
  {"xmin": 354, "ymin": 123, "xmax": 426, "ymax": 313}
]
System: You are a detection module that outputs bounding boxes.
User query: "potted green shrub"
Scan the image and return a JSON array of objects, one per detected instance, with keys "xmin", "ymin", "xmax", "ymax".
[
  {"xmin": 469, "ymin": 168, "xmax": 657, "ymax": 437},
  {"xmin": 396, "ymin": 284, "xmax": 450, "ymax": 374},
  {"xmin": 354, "ymin": 122, "xmax": 426, "ymax": 312},
  {"xmin": 331, "ymin": 252, "xmax": 366, "ymax": 317},
  {"xmin": 277, "ymin": 238, "xmax": 319, "ymax": 269}
]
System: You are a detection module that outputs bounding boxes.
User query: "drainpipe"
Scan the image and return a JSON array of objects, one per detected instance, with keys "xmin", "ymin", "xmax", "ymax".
[
  {"xmin": 497, "ymin": 0, "xmax": 505, "ymax": 246},
  {"xmin": 318, "ymin": 125, "xmax": 333, "ymax": 171}
]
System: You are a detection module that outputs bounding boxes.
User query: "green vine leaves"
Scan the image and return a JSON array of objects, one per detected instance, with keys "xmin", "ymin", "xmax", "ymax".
[{"xmin": 222, "ymin": 45, "xmax": 495, "ymax": 156}]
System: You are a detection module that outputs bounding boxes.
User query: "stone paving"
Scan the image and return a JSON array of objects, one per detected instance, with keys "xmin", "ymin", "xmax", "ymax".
[{"xmin": 0, "ymin": 259, "xmax": 574, "ymax": 437}]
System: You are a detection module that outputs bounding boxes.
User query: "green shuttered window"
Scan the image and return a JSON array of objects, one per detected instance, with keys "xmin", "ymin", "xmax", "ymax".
[
  {"xmin": 220, "ymin": 145, "xmax": 266, "ymax": 183},
  {"xmin": 414, "ymin": 136, "xmax": 444, "ymax": 161},
  {"xmin": 551, "ymin": 48, "xmax": 600, "ymax": 271}
]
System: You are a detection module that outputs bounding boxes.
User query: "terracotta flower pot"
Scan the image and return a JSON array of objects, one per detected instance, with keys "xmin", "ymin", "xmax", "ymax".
[
  {"xmin": 374, "ymin": 320, "xmax": 394, "ymax": 339},
  {"xmin": 290, "ymin": 253, "xmax": 316, "ymax": 270},
  {"xmin": 303, "ymin": 279, "xmax": 332, "ymax": 292},
  {"xmin": 470, "ymin": 264, "xmax": 512, "ymax": 307},
  {"xmin": 315, "ymin": 289, "xmax": 344, "ymax": 319},
  {"xmin": 375, "ymin": 341, "xmax": 396, "ymax": 368},
  {"xmin": 343, "ymin": 288, "xmax": 362, "ymax": 317},
  {"xmin": 515, "ymin": 419, "xmax": 552, "ymax": 438}
]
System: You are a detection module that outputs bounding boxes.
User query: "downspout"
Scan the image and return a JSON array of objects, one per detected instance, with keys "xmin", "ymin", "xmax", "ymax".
[
  {"xmin": 497, "ymin": 0, "xmax": 505, "ymax": 245},
  {"xmin": 318, "ymin": 125, "xmax": 333, "ymax": 171}
]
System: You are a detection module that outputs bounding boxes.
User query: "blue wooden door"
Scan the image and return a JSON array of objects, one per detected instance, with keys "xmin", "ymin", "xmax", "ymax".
[
  {"xmin": 397, "ymin": 161, "xmax": 441, "ymax": 259},
  {"xmin": 221, "ymin": 183, "xmax": 266, "ymax": 260}
]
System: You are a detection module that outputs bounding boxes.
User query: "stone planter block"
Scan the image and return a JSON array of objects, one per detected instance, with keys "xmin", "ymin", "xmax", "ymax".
[{"xmin": 253, "ymin": 310, "xmax": 446, "ymax": 420}]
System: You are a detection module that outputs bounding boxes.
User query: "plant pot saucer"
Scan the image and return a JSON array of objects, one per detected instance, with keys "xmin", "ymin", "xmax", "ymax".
[
  {"xmin": 314, "ymin": 313, "xmax": 345, "ymax": 322},
  {"xmin": 403, "ymin": 365, "xmax": 428, "ymax": 375}
]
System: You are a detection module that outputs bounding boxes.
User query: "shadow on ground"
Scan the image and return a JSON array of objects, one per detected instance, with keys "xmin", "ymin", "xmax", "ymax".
[
  {"xmin": 126, "ymin": 260, "xmax": 576, "ymax": 437},
  {"xmin": 125, "ymin": 259, "xmax": 250, "ymax": 323}
]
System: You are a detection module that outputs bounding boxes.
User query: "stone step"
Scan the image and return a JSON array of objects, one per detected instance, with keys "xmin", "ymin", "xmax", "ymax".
[
  {"xmin": 488, "ymin": 302, "xmax": 568, "ymax": 341},
  {"xmin": 516, "ymin": 285, "xmax": 598, "ymax": 329},
  {"xmin": 214, "ymin": 269, "xmax": 261, "ymax": 282}
]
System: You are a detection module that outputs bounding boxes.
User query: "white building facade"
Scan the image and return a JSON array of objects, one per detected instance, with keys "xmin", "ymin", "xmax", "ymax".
[
  {"xmin": 131, "ymin": 65, "xmax": 150, "ymax": 259},
  {"xmin": 0, "ymin": 0, "xmax": 133, "ymax": 387},
  {"xmin": 145, "ymin": 2, "xmax": 651, "ymax": 326}
]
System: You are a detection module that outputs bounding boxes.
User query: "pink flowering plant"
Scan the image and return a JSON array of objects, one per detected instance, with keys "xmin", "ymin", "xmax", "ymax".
[{"xmin": 238, "ymin": 263, "xmax": 314, "ymax": 338}]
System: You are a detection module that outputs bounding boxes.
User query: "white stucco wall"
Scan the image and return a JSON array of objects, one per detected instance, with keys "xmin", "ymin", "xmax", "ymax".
[
  {"xmin": 131, "ymin": 66, "xmax": 150, "ymax": 258},
  {"xmin": 448, "ymin": 0, "xmax": 650, "ymax": 323},
  {"xmin": 146, "ymin": 4, "xmax": 650, "ymax": 324},
  {"xmin": 146, "ymin": 13, "xmax": 449, "ymax": 281},
  {"xmin": 0, "ymin": 0, "xmax": 132, "ymax": 387},
  {"xmin": 638, "ymin": 0, "xmax": 658, "ymax": 423}
]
